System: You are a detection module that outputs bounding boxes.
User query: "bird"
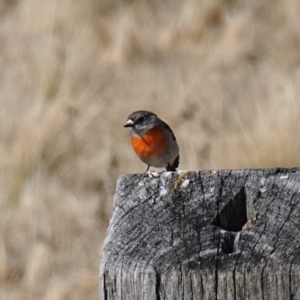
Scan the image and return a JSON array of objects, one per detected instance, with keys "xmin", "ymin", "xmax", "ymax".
[{"xmin": 124, "ymin": 110, "xmax": 180, "ymax": 172}]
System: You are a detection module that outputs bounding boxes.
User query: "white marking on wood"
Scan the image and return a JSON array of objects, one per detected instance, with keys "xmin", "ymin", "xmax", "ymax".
[{"xmin": 181, "ymin": 179, "xmax": 190, "ymax": 188}]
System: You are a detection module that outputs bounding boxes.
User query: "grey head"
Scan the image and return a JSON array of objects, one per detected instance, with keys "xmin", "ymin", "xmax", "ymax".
[{"xmin": 124, "ymin": 110, "xmax": 159, "ymax": 136}]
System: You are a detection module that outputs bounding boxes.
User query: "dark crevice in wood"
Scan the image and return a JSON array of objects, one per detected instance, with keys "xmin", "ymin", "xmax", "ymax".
[
  {"xmin": 232, "ymin": 174, "xmax": 251, "ymax": 300},
  {"xmin": 220, "ymin": 230, "xmax": 236, "ymax": 254},
  {"xmin": 155, "ymin": 268, "xmax": 161, "ymax": 300},
  {"xmin": 102, "ymin": 272, "xmax": 108, "ymax": 300},
  {"xmin": 180, "ymin": 268, "xmax": 183, "ymax": 300},
  {"xmin": 289, "ymin": 261, "xmax": 293, "ymax": 299},
  {"xmin": 260, "ymin": 267, "xmax": 265, "ymax": 300},
  {"xmin": 214, "ymin": 173, "xmax": 223, "ymax": 300},
  {"xmin": 189, "ymin": 272, "xmax": 193, "ymax": 300},
  {"xmin": 197, "ymin": 172, "xmax": 204, "ymax": 258},
  {"xmin": 290, "ymin": 251, "xmax": 300, "ymax": 299},
  {"xmin": 232, "ymin": 269, "xmax": 237, "ymax": 300},
  {"xmin": 212, "ymin": 186, "xmax": 247, "ymax": 232}
]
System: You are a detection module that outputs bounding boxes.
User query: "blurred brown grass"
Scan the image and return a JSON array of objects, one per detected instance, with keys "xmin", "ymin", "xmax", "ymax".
[{"xmin": 1, "ymin": 0, "xmax": 300, "ymax": 299}]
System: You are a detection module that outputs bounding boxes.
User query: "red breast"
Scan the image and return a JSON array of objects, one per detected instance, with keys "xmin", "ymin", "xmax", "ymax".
[{"xmin": 131, "ymin": 127, "xmax": 167, "ymax": 159}]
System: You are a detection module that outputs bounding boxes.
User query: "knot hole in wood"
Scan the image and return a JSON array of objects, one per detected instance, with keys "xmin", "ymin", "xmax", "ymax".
[{"xmin": 212, "ymin": 187, "xmax": 255, "ymax": 254}]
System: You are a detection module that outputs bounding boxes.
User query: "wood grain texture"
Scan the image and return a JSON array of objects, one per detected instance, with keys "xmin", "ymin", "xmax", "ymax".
[{"xmin": 100, "ymin": 168, "xmax": 300, "ymax": 300}]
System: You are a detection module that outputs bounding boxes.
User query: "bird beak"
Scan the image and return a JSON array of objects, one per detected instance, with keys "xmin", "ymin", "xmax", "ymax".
[{"xmin": 124, "ymin": 119, "xmax": 134, "ymax": 127}]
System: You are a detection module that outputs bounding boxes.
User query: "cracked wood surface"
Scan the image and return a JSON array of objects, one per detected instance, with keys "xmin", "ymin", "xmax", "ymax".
[{"xmin": 100, "ymin": 168, "xmax": 300, "ymax": 300}]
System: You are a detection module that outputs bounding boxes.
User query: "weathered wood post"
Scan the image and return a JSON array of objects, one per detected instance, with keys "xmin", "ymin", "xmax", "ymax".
[{"xmin": 100, "ymin": 168, "xmax": 300, "ymax": 299}]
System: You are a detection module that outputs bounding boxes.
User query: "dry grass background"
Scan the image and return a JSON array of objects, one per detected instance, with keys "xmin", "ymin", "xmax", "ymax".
[{"xmin": 1, "ymin": 0, "xmax": 300, "ymax": 299}]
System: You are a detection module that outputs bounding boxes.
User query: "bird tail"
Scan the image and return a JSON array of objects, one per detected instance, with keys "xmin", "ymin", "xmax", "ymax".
[{"xmin": 166, "ymin": 155, "xmax": 180, "ymax": 171}]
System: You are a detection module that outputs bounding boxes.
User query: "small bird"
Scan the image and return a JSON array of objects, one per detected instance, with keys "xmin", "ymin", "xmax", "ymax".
[{"xmin": 124, "ymin": 110, "xmax": 180, "ymax": 172}]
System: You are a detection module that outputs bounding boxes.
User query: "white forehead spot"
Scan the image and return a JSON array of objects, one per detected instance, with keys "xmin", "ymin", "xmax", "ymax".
[{"xmin": 126, "ymin": 119, "xmax": 134, "ymax": 125}]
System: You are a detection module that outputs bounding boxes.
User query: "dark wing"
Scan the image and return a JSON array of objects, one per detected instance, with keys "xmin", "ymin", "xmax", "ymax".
[{"xmin": 162, "ymin": 122, "xmax": 176, "ymax": 141}]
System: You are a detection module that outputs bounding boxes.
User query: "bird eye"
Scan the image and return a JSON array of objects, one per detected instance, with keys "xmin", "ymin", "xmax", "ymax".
[{"xmin": 137, "ymin": 116, "xmax": 145, "ymax": 123}]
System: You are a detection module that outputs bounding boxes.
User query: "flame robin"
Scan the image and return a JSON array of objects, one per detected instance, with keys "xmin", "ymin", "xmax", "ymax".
[{"xmin": 124, "ymin": 110, "xmax": 180, "ymax": 172}]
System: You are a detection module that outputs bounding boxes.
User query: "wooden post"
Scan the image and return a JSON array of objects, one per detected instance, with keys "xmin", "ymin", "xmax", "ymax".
[{"xmin": 100, "ymin": 168, "xmax": 300, "ymax": 299}]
